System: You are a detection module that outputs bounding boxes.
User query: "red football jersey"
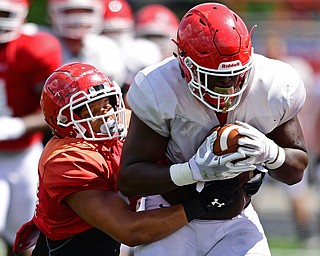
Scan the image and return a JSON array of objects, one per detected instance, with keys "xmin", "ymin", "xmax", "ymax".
[
  {"xmin": 0, "ymin": 32, "xmax": 62, "ymax": 150},
  {"xmin": 33, "ymin": 137, "xmax": 122, "ymax": 240}
]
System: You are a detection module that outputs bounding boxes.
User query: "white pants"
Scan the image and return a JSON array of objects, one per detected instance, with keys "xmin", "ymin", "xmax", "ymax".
[
  {"xmin": 0, "ymin": 142, "xmax": 41, "ymax": 245},
  {"xmin": 135, "ymin": 196, "xmax": 271, "ymax": 256}
]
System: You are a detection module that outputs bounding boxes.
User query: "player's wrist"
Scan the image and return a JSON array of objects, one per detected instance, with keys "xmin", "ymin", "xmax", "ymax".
[
  {"xmin": 169, "ymin": 162, "xmax": 197, "ymax": 186},
  {"xmin": 265, "ymin": 146, "xmax": 285, "ymax": 170}
]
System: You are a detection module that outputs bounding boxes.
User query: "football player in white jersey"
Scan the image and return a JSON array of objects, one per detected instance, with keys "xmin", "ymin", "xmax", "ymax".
[
  {"xmin": 101, "ymin": 0, "xmax": 162, "ymax": 107},
  {"xmin": 134, "ymin": 4, "xmax": 180, "ymax": 59},
  {"xmin": 47, "ymin": 0, "xmax": 126, "ymax": 87},
  {"xmin": 118, "ymin": 2, "xmax": 308, "ymax": 256}
]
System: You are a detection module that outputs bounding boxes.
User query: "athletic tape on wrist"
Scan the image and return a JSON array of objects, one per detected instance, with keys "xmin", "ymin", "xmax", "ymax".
[
  {"xmin": 169, "ymin": 163, "xmax": 196, "ymax": 186},
  {"xmin": 266, "ymin": 146, "xmax": 285, "ymax": 170}
]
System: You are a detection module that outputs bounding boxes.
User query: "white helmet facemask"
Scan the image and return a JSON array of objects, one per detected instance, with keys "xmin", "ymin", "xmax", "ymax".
[
  {"xmin": 58, "ymin": 82, "xmax": 127, "ymax": 141},
  {"xmin": 184, "ymin": 55, "xmax": 253, "ymax": 112}
]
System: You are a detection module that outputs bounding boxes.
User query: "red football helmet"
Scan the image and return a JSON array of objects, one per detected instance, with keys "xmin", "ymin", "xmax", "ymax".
[
  {"xmin": 0, "ymin": 0, "xmax": 29, "ymax": 43},
  {"xmin": 135, "ymin": 4, "xmax": 179, "ymax": 58},
  {"xmin": 175, "ymin": 3, "xmax": 254, "ymax": 112},
  {"xmin": 47, "ymin": 0, "xmax": 104, "ymax": 39},
  {"xmin": 135, "ymin": 4, "xmax": 179, "ymax": 38},
  {"xmin": 103, "ymin": 0, "xmax": 133, "ymax": 32},
  {"xmin": 41, "ymin": 62, "xmax": 127, "ymax": 141}
]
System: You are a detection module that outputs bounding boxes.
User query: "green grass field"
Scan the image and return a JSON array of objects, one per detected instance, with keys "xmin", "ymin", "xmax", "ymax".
[{"xmin": 269, "ymin": 236, "xmax": 320, "ymax": 256}]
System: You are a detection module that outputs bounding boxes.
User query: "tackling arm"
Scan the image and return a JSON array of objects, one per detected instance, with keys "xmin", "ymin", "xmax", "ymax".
[
  {"xmin": 64, "ymin": 183, "xmax": 237, "ymax": 247},
  {"xmin": 65, "ymin": 189, "xmax": 188, "ymax": 247}
]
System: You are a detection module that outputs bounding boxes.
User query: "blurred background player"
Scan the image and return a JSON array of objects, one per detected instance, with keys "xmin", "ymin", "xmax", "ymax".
[
  {"xmin": 0, "ymin": 0, "xmax": 62, "ymax": 255},
  {"xmin": 134, "ymin": 4, "xmax": 180, "ymax": 59},
  {"xmin": 101, "ymin": 0, "xmax": 162, "ymax": 104},
  {"xmin": 101, "ymin": 0, "xmax": 134, "ymax": 43},
  {"xmin": 47, "ymin": 0, "xmax": 126, "ymax": 86},
  {"xmin": 254, "ymin": 32, "xmax": 316, "ymax": 245}
]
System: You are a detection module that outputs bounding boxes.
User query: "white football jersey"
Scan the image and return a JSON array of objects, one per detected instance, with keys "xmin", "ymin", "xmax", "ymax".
[
  {"xmin": 127, "ymin": 53, "xmax": 306, "ymax": 163},
  {"xmin": 120, "ymin": 38, "xmax": 162, "ymax": 85}
]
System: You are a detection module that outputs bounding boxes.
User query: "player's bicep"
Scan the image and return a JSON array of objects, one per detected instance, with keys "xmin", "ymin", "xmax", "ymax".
[
  {"xmin": 122, "ymin": 112, "xmax": 169, "ymax": 164},
  {"xmin": 267, "ymin": 116, "xmax": 307, "ymax": 151}
]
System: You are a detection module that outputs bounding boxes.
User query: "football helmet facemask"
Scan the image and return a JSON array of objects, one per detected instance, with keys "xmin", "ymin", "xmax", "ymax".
[
  {"xmin": 48, "ymin": 0, "xmax": 104, "ymax": 39},
  {"xmin": 41, "ymin": 62, "xmax": 127, "ymax": 141},
  {"xmin": 0, "ymin": 0, "xmax": 29, "ymax": 43},
  {"xmin": 175, "ymin": 3, "xmax": 255, "ymax": 112}
]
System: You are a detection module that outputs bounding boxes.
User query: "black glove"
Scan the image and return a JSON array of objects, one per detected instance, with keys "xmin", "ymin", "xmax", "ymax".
[
  {"xmin": 244, "ymin": 171, "xmax": 265, "ymax": 196},
  {"xmin": 183, "ymin": 178, "xmax": 241, "ymax": 222}
]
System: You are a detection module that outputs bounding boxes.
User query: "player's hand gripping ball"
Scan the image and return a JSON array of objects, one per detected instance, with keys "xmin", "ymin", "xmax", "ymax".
[{"xmin": 212, "ymin": 124, "xmax": 253, "ymax": 184}]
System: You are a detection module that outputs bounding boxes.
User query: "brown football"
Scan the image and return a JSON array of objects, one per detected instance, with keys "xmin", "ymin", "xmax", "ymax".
[
  {"xmin": 213, "ymin": 124, "xmax": 244, "ymax": 155},
  {"xmin": 162, "ymin": 124, "xmax": 255, "ymax": 219},
  {"xmin": 212, "ymin": 124, "xmax": 253, "ymax": 185}
]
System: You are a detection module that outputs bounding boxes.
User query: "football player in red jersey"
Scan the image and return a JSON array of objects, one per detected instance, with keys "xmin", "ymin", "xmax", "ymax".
[
  {"xmin": 13, "ymin": 62, "xmax": 242, "ymax": 256},
  {"xmin": 0, "ymin": 1, "xmax": 62, "ymax": 255},
  {"xmin": 118, "ymin": 2, "xmax": 308, "ymax": 255}
]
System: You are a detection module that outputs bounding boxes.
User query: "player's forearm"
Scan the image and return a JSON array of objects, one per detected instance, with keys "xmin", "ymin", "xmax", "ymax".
[
  {"xmin": 116, "ymin": 205, "xmax": 188, "ymax": 247},
  {"xmin": 268, "ymin": 148, "xmax": 308, "ymax": 184}
]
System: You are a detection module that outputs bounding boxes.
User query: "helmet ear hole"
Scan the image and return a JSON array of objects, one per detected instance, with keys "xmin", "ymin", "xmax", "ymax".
[{"xmin": 58, "ymin": 115, "xmax": 67, "ymax": 124}]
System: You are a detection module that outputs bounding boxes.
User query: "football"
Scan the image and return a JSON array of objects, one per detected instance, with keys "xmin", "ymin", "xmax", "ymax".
[
  {"xmin": 212, "ymin": 124, "xmax": 244, "ymax": 155},
  {"xmin": 162, "ymin": 124, "xmax": 256, "ymax": 219},
  {"xmin": 212, "ymin": 124, "xmax": 253, "ymax": 185}
]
